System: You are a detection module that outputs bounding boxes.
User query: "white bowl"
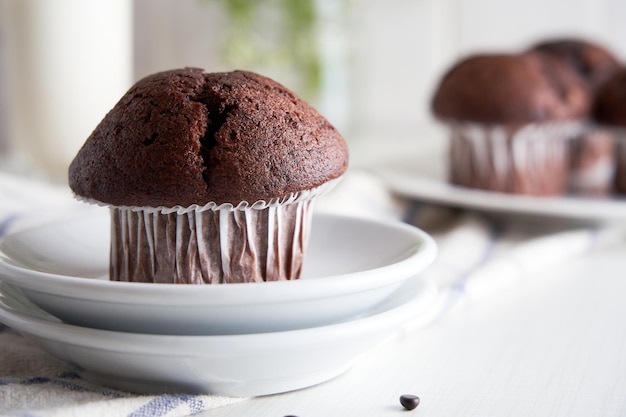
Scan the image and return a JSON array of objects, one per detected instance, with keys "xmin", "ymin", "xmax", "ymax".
[
  {"xmin": 0, "ymin": 212, "xmax": 437, "ymax": 335},
  {"xmin": 0, "ymin": 275, "xmax": 436, "ymax": 397}
]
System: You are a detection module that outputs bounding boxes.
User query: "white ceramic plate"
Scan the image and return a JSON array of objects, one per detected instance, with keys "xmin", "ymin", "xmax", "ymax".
[
  {"xmin": 374, "ymin": 150, "xmax": 626, "ymax": 222},
  {"xmin": 0, "ymin": 212, "xmax": 437, "ymax": 335},
  {"xmin": 0, "ymin": 275, "xmax": 436, "ymax": 397}
]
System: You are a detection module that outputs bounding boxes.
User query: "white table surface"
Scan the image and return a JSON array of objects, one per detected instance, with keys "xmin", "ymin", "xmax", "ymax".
[
  {"xmin": 2, "ymin": 138, "xmax": 625, "ymax": 416},
  {"xmin": 200, "ymin": 239, "xmax": 626, "ymax": 417}
]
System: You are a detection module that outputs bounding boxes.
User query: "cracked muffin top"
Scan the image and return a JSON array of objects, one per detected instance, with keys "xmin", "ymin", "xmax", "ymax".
[
  {"xmin": 69, "ymin": 68, "xmax": 349, "ymax": 207},
  {"xmin": 431, "ymin": 52, "xmax": 590, "ymax": 124}
]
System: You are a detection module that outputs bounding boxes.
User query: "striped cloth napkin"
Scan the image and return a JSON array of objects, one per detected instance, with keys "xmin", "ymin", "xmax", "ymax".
[{"xmin": 0, "ymin": 170, "xmax": 623, "ymax": 417}]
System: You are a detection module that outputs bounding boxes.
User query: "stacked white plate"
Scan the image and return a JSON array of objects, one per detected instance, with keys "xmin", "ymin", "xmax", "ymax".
[{"xmin": 0, "ymin": 211, "xmax": 437, "ymax": 397}]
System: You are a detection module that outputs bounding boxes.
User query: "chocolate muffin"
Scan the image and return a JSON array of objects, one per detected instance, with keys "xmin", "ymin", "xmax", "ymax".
[
  {"xmin": 69, "ymin": 68, "xmax": 349, "ymax": 284},
  {"xmin": 592, "ymin": 68, "xmax": 626, "ymax": 126},
  {"xmin": 531, "ymin": 38, "xmax": 620, "ymax": 91},
  {"xmin": 530, "ymin": 38, "xmax": 621, "ymax": 195},
  {"xmin": 431, "ymin": 52, "xmax": 588, "ymax": 195},
  {"xmin": 593, "ymin": 68, "xmax": 626, "ymax": 194}
]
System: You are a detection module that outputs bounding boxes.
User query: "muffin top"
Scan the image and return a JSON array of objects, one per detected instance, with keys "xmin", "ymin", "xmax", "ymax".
[
  {"xmin": 593, "ymin": 68, "xmax": 626, "ymax": 126},
  {"xmin": 69, "ymin": 69, "xmax": 349, "ymax": 207},
  {"xmin": 530, "ymin": 38, "xmax": 620, "ymax": 91},
  {"xmin": 431, "ymin": 52, "xmax": 590, "ymax": 124}
]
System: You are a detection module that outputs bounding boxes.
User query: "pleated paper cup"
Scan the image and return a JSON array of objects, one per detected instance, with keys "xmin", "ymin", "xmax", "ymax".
[
  {"xmin": 83, "ymin": 178, "xmax": 341, "ymax": 284},
  {"xmin": 605, "ymin": 127, "xmax": 626, "ymax": 195},
  {"xmin": 568, "ymin": 126, "xmax": 615, "ymax": 196},
  {"xmin": 446, "ymin": 121, "xmax": 583, "ymax": 195}
]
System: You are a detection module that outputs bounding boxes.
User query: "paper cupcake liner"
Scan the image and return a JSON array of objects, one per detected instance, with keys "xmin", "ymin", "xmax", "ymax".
[
  {"xmin": 608, "ymin": 128, "xmax": 626, "ymax": 194},
  {"xmin": 568, "ymin": 126, "xmax": 615, "ymax": 196},
  {"xmin": 102, "ymin": 178, "xmax": 341, "ymax": 284},
  {"xmin": 447, "ymin": 121, "xmax": 583, "ymax": 195}
]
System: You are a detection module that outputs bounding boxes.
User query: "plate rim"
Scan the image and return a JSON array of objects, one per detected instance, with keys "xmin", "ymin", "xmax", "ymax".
[
  {"xmin": 0, "ymin": 275, "xmax": 437, "ymax": 348},
  {"xmin": 0, "ymin": 274, "xmax": 437, "ymax": 396},
  {"xmin": 0, "ymin": 211, "xmax": 438, "ymax": 305},
  {"xmin": 374, "ymin": 149, "xmax": 626, "ymax": 221}
]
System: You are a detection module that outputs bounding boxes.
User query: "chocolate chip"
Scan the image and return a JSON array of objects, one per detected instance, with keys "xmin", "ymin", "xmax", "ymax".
[{"xmin": 400, "ymin": 394, "xmax": 420, "ymax": 410}]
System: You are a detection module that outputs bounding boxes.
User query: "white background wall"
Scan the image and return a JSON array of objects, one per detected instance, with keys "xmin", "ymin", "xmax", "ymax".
[
  {"xmin": 2, "ymin": 0, "xmax": 626, "ymax": 174},
  {"xmin": 132, "ymin": 0, "xmax": 626, "ymax": 163},
  {"xmin": 346, "ymin": 0, "xmax": 626, "ymax": 146}
]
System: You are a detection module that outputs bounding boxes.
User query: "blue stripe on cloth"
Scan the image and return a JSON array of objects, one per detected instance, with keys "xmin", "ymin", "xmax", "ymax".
[
  {"xmin": 0, "ymin": 213, "xmax": 20, "ymax": 237},
  {"xmin": 127, "ymin": 394, "xmax": 207, "ymax": 417},
  {"xmin": 0, "ymin": 372, "xmax": 126, "ymax": 398},
  {"xmin": 450, "ymin": 220, "xmax": 501, "ymax": 294},
  {"xmin": 402, "ymin": 200, "xmax": 423, "ymax": 225},
  {"xmin": 425, "ymin": 219, "xmax": 502, "ymax": 323}
]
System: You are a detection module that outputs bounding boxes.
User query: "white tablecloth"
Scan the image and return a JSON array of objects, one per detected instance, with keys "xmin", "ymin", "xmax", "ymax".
[{"xmin": 0, "ymin": 170, "xmax": 622, "ymax": 417}]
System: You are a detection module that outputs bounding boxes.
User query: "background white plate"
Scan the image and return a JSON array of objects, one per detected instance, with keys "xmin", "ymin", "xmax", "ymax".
[
  {"xmin": 374, "ymin": 150, "xmax": 626, "ymax": 222},
  {"xmin": 0, "ymin": 212, "xmax": 437, "ymax": 335},
  {"xmin": 0, "ymin": 275, "xmax": 437, "ymax": 397}
]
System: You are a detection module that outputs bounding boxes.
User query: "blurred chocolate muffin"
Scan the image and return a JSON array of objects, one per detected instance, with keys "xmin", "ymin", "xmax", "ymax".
[
  {"xmin": 531, "ymin": 38, "xmax": 620, "ymax": 91},
  {"xmin": 432, "ymin": 52, "xmax": 589, "ymax": 124},
  {"xmin": 593, "ymin": 68, "xmax": 626, "ymax": 126},
  {"xmin": 70, "ymin": 68, "xmax": 349, "ymax": 284},
  {"xmin": 531, "ymin": 38, "xmax": 621, "ymax": 195},
  {"xmin": 593, "ymin": 68, "xmax": 626, "ymax": 194},
  {"xmin": 431, "ymin": 52, "xmax": 588, "ymax": 195}
]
